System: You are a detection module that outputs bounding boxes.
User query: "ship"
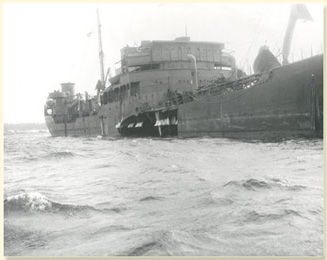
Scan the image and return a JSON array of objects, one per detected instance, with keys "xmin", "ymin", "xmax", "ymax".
[{"xmin": 44, "ymin": 5, "xmax": 323, "ymax": 139}]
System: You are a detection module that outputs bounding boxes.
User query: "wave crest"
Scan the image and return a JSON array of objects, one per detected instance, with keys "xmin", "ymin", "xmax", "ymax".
[
  {"xmin": 4, "ymin": 192, "xmax": 96, "ymax": 216},
  {"xmin": 4, "ymin": 192, "xmax": 52, "ymax": 212},
  {"xmin": 223, "ymin": 178, "xmax": 271, "ymax": 190}
]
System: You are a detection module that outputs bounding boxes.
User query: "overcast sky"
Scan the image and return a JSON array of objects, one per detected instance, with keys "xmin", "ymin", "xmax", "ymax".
[{"xmin": 3, "ymin": 3, "xmax": 324, "ymax": 123}]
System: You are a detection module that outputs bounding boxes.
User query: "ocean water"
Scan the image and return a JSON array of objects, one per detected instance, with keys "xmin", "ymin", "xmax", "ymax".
[{"xmin": 3, "ymin": 130, "xmax": 324, "ymax": 256}]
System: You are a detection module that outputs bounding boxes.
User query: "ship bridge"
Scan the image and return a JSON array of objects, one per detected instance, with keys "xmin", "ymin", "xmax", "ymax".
[{"xmin": 118, "ymin": 37, "xmax": 236, "ymax": 74}]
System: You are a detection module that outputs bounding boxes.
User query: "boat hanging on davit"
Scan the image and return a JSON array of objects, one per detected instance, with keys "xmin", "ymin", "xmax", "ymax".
[{"xmin": 44, "ymin": 4, "xmax": 323, "ymax": 139}]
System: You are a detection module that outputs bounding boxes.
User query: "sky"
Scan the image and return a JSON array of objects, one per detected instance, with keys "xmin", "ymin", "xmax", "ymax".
[{"xmin": 3, "ymin": 3, "xmax": 324, "ymax": 124}]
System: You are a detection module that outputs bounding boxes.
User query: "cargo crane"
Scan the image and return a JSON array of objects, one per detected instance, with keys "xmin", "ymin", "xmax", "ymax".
[{"xmin": 282, "ymin": 4, "xmax": 313, "ymax": 65}]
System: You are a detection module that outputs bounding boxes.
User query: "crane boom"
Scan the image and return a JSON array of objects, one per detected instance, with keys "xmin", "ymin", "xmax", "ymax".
[{"xmin": 282, "ymin": 4, "xmax": 313, "ymax": 65}]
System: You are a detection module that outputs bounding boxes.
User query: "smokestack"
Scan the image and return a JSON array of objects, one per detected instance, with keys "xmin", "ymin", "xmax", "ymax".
[{"xmin": 61, "ymin": 82, "xmax": 75, "ymax": 98}]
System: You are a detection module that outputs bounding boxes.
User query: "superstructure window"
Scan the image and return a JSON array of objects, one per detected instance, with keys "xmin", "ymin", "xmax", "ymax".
[
  {"xmin": 141, "ymin": 64, "xmax": 160, "ymax": 70},
  {"xmin": 178, "ymin": 47, "xmax": 182, "ymax": 59},
  {"xmin": 103, "ymin": 92, "xmax": 108, "ymax": 104},
  {"xmin": 214, "ymin": 64, "xmax": 232, "ymax": 71},
  {"xmin": 114, "ymin": 88, "xmax": 120, "ymax": 101},
  {"xmin": 131, "ymin": 82, "xmax": 140, "ymax": 96},
  {"xmin": 120, "ymin": 85, "xmax": 127, "ymax": 100},
  {"xmin": 109, "ymin": 90, "xmax": 114, "ymax": 103},
  {"xmin": 129, "ymin": 63, "xmax": 160, "ymax": 72}
]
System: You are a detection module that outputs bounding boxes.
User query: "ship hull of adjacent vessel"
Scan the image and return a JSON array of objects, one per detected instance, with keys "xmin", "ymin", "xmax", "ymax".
[
  {"xmin": 45, "ymin": 55, "xmax": 323, "ymax": 139},
  {"xmin": 45, "ymin": 115, "xmax": 101, "ymax": 137},
  {"xmin": 178, "ymin": 55, "xmax": 323, "ymax": 139}
]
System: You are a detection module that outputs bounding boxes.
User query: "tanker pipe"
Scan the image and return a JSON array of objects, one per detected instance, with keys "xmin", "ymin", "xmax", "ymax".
[{"xmin": 187, "ymin": 54, "xmax": 199, "ymax": 91}]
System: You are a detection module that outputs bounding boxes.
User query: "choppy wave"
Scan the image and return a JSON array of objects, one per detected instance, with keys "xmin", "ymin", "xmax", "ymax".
[
  {"xmin": 223, "ymin": 178, "xmax": 306, "ymax": 191},
  {"xmin": 20, "ymin": 151, "xmax": 76, "ymax": 162},
  {"xmin": 3, "ymin": 192, "xmax": 104, "ymax": 216},
  {"xmin": 3, "ymin": 132, "xmax": 323, "ymax": 256},
  {"xmin": 127, "ymin": 241, "xmax": 161, "ymax": 256},
  {"xmin": 242, "ymin": 209, "xmax": 304, "ymax": 223},
  {"xmin": 123, "ymin": 229, "xmax": 221, "ymax": 256},
  {"xmin": 4, "ymin": 129, "xmax": 49, "ymax": 135},
  {"xmin": 125, "ymin": 230, "xmax": 176, "ymax": 256},
  {"xmin": 44, "ymin": 151, "xmax": 75, "ymax": 160},
  {"xmin": 4, "ymin": 192, "xmax": 52, "ymax": 212},
  {"xmin": 139, "ymin": 196, "xmax": 162, "ymax": 202}
]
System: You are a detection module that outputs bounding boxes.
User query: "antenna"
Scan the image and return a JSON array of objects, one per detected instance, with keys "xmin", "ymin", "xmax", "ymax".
[
  {"xmin": 96, "ymin": 8, "xmax": 105, "ymax": 104},
  {"xmin": 185, "ymin": 24, "xmax": 188, "ymax": 37},
  {"xmin": 97, "ymin": 8, "xmax": 105, "ymax": 85}
]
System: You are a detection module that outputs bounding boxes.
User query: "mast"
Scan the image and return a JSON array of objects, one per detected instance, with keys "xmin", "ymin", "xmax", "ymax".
[{"xmin": 96, "ymin": 8, "xmax": 105, "ymax": 102}]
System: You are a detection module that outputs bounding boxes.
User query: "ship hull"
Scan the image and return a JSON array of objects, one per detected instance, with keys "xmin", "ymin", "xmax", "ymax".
[
  {"xmin": 178, "ymin": 55, "xmax": 323, "ymax": 139},
  {"xmin": 45, "ymin": 115, "xmax": 101, "ymax": 137},
  {"xmin": 45, "ymin": 55, "xmax": 323, "ymax": 140}
]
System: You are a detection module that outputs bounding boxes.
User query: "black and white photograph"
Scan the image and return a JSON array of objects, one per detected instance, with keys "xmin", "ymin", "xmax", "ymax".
[{"xmin": 3, "ymin": 2, "xmax": 324, "ymax": 257}]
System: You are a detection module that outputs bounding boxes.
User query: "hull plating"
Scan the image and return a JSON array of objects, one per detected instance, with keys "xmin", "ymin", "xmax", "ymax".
[
  {"xmin": 45, "ymin": 115, "xmax": 101, "ymax": 137},
  {"xmin": 178, "ymin": 55, "xmax": 323, "ymax": 139}
]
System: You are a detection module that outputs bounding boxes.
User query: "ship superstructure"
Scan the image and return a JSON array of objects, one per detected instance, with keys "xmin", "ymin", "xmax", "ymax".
[
  {"xmin": 44, "ymin": 5, "xmax": 323, "ymax": 139},
  {"xmin": 99, "ymin": 37, "xmax": 239, "ymax": 136},
  {"xmin": 44, "ymin": 83, "xmax": 101, "ymax": 136}
]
